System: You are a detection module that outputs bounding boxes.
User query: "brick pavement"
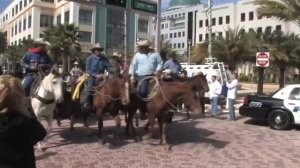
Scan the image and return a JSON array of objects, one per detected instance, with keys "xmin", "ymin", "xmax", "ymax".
[{"xmin": 36, "ymin": 111, "xmax": 300, "ymax": 168}]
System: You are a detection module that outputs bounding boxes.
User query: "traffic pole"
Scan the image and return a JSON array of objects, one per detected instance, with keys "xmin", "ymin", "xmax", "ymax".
[
  {"xmin": 156, "ymin": 0, "xmax": 161, "ymax": 53},
  {"xmin": 257, "ymin": 67, "xmax": 264, "ymax": 95}
]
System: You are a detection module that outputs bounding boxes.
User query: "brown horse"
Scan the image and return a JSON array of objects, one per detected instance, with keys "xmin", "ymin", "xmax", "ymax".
[{"xmin": 92, "ymin": 76, "xmax": 130, "ymax": 145}]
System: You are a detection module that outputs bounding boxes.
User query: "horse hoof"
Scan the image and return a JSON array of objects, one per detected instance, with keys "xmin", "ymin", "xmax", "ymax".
[
  {"xmin": 164, "ymin": 145, "xmax": 171, "ymax": 151},
  {"xmin": 98, "ymin": 139, "xmax": 106, "ymax": 145},
  {"xmin": 142, "ymin": 133, "xmax": 152, "ymax": 140}
]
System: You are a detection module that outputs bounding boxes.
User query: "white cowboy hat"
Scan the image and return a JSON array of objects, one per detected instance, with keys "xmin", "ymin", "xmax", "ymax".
[
  {"xmin": 137, "ymin": 40, "xmax": 150, "ymax": 47},
  {"xmin": 34, "ymin": 38, "xmax": 50, "ymax": 46},
  {"xmin": 112, "ymin": 52, "xmax": 121, "ymax": 57},
  {"xmin": 91, "ymin": 43, "xmax": 104, "ymax": 52},
  {"xmin": 163, "ymin": 69, "xmax": 172, "ymax": 74},
  {"xmin": 74, "ymin": 61, "xmax": 79, "ymax": 65}
]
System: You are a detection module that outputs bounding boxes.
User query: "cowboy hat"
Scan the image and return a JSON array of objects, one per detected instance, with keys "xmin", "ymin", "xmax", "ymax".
[
  {"xmin": 34, "ymin": 38, "xmax": 50, "ymax": 46},
  {"xmin": 137, "ymin": 40, "xmax": 150, "ymax": 47},
  {"xmin": 74, "ymin": 61, "xmax": 79, "ymax": 65},
  {"xmin": 112, "ymin": 52, "xmax": 121, "ymax": 57},
  {"xmin": 91, "ymin": 43, "xmax": 104, "ymax": 52}
]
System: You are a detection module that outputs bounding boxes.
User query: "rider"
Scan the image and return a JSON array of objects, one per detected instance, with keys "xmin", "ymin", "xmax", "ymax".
[
  {"xmin": 129, "ymin": 40, "xmax": 162, "ymax": 119},
  {"xmin": 162, "ymin": 53, "xmax": 182, "ymax": 81},
  {"xmin": 109, "ymin": 51, "xmax": 123, "ymax": 78},
  {"xmin": 83, "ymin": 43, "xmax": 112, "ymax": 110},
  {"xmin": 22, "ymin": 38, "xmax": 52, "ymax": 96},
  {"xmin": 70, "ymin": 61, "xmax": 83, "ymax": 79}
]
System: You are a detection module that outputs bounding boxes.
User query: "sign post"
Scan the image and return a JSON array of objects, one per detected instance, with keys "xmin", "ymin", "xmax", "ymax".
[{"xmin": 256, "ymin": 50, "xmax": 270, "ymax": 95}]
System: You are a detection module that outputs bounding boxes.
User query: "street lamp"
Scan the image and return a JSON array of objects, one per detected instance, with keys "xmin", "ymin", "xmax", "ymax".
[{"xmin": 188, "ymin": 40, "xmax": 192, "ymax": 65}]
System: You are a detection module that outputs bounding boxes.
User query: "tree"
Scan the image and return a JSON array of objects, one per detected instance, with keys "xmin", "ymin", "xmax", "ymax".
[
  {"xmin": 256, "ymin": 0, "xmax": 300, "ymax": 28},
  {"xmin": 0, "ymin": 32, "xmax": 7, "ymax": 54},
  {"xmin": 43, "ymin": 24, "xmax": 81, "ymax": 72}
]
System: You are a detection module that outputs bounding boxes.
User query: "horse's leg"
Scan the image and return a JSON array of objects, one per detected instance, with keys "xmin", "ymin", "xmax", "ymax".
[
  {"xmin": 161, "ymin": 122, "xmax": 170, "ymax": 150},
  {"xmin": 83, "ymin": 108, "xmax": 92, "ymax": 136},
  {"xmin": 97, "ymin": 112, "xmax": 105, "ymax": 145},
  {"xmin": 142, "ymin": 112, "xmax": 155, "ymax": 140},
  {"xmin": 55, "ymin": 105, "xmax": 61, "ymax": 127},
  {"xmin": 113, "ymin": 114, "xmax": 121, "ymax": 138}
]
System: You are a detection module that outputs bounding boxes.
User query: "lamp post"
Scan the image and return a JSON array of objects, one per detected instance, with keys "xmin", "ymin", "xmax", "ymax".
[
  {"xmin": 188, "ymin": 40, "xmax": 192, "ymax": 65},
  {"xmin": 156, "ymin": 0, "xmax": 162, "ymax": 53}
]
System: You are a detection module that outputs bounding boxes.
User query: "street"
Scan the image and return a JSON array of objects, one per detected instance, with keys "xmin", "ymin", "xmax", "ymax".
[{"xmin": 36, "ymin": 110, "xmax": 300, "ymax": 168}]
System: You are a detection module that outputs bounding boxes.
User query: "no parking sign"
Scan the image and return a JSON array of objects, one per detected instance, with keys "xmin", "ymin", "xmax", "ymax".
[{"xmin": 256, "ymin": 52, "xmax": 270, "ymax": 67}]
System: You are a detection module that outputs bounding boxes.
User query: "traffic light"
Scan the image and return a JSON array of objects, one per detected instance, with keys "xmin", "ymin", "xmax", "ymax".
[{"xmin": 106, "ymin": 0, "xmax": 127, "ymax": 8}]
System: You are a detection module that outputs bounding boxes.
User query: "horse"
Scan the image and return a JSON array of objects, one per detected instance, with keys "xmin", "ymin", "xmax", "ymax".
[
  {"xmin": 30, "ymin": 68, "xmax": 64, "ymax": 151},
  {"xmin": 91, "ymin": 75, "xmax": 130, "ymax": 145}
]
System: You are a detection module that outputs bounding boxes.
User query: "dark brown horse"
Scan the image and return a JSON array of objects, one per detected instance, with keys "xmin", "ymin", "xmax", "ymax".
[{"xmin": 92, "ymin": 76, "xmax": 130, "ymax": 145}]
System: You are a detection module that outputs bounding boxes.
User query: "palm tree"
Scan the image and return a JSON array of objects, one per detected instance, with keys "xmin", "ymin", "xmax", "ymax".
[
  {"xmin": 43, "ymin": 24, "xmax": 81, "ymax": 72},
  {"xmin": 256, "ymin": 0, "xmax": 300, "ymax": 28}
]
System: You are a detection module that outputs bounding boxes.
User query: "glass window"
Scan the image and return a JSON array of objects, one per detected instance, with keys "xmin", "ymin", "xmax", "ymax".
[
  {"xmin": 28, "ymin": 34, "xmax": 31, "ymax": 39},
  {"xmin": 65, "ymin": 11, "xmax": 70, "ymax": 23},
  {"xmin": 138, "ymin": 20, "xmax": 148, "ymax": 33},
  {"xmin": 249, "ymin": 12, "xmax": 254, "ymax": 21},
  {"xmin": 205, "ymin": 33, "xmax": 208, "ymax": 40},
  {"xmin": 257, "ymin": 15, "xmax": 262, "ymax": 20},
  {"xmin": 15, "ymin": 24, "xmax": 17, "ymax": 35},
  {"xmin": 29, "ymin": 0, "xmax": 32, "ymax": 3},
  {"xmin": 173, "ymin": 43, "xmax": 176, "ymax": 48},
  {"xmin": 79, "ymin": 10, "xmax": 92, "ymax": 25},
  {"xmin": 276, "ymin": 25, "xmax": 281, "ymax": 31},
  {"xmin": 205, "ymin": 19, "xmax": 208, "ymax": 27},
  {"xmin": 266, "ymin": 26, "xmax": 272, "ymax": 33},
  {"xmin": 57, "ymin": 15, "xmax": 61, "ymax": 24},
  {"xmin": 23, "ymin": 18, "xmax": 26, "ymax": 30},
  {"xmin": 162, "ymin": 24, "xmax": 164, "ymax": 29},
  {"xmin": 178, "ymin": 43, "xmax": 181, "ymax": 48},
  {"xmin": 289, "ymin": 88, "xmax": 300, "ymax": 100},
  {"xmin": 20, "ymin": 1, "xmax": 23, "ymax": 11},
  {"xmin": 79, "ymin": 31, "xmax": 92, "ymax": 42},
  {"xmin": 199, "ymin": 20, "xmax": 203, "ymax": 28},
  {"xmin": 40, "ymin": 15, "xmax": 53, "ymax": 27},
  {"xmin": 212, "ymin": 18, "xmax": 216, "ymax": 26},
  {"xmin": 241, "ymin": 13, "xmax": 245, "ymax": 22},
  {"xmin": 16, "ymin": 5, "xmax": 18, "ymax": 14},
  {"xmin": 41, "ymin": 0, "xmax": 54, "ymax": 2},
  {"xmin": 28, "ymin": 15, "xmax": 32, "ymax": 28},
  {"xmin": 199, "ymin": 34, "xmax": 202, "ymax": 42},
  {"xmin": 24, "ymin": 0, "xmax": 27, "ymax": 7},
  {"xmin": 174, "ymin": 32, "xmax": 176, "ymax": 38},
  {"xmin": 257, "ymin": 27, "xmax": 262, "ymax": 34},
  {"xmin": 19, "ymin": 22, "xmax": 21, "ymax": 33},
  {"xmin": 169, "ymin": 33, "xmax": 172, "ymax": 38},
  {"xmin": 182, "ymin": 43, "xmax": 184, "ymax": 48},
  {"xmin": 11, "ymin": 27, "xmax": 14, "ymax": 37},
  {"xmin": 219, "ymin": 17, "xmax": 223, "ymax": 25},
  {"xmin": 178, "ymin": 32, "xmax": 181, "ymax": 37},
  {"xmin": 12, "ymin": 8, "xmax": 14, "ymax": 17},
  {"xmin": 182, "ymin": 31, "xmax": 185, "ymax": 37},
  {"xmin": 226, "ymin": 15, "xmax": 230, "ymax": 24},
  {"xmin": 218, "ymin": 32, "xmax": 222, "ymax": 37}
]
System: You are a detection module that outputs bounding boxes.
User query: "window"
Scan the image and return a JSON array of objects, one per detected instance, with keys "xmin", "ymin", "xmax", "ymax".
[
  {"xmin": 23, "ymin": 19, "xmax": 26, "ymax": 31},
  {"xmin": 170, "ymin": 33, "xmax": 172, "ymax": 38},
  {"xmin": 182, "ymin": 31, "xmax": 185, "ymax": 37},
  {"xmin": 219, "ymin": 17, "xmax": 223, "ymax": 25},
  {"xmin": 226, "ymin": 15, "xmax": 230, "ymax": 24},
  {"xmin": 199, "ymin": 20, "xmax": 203, "ymax": 28},
  {"xmin": 18, "ymin": 39, "xmax": 21, "ymax": 44},
  {"xmin": 241, "ymin": 13, "xmax": 245, "ymax": 22},
  {"xmin": 20, "ymin": 1, "xmax": 23, "ymax": 11},
  {"xmin": 28, "ymin": 15, "xmax": 32, "ymax": 28},
  {"xmin": 199, "ymin": 34, "xmax": 203, "ymax": 42},
  {"xmin": 28, "ymin": 34, "xmax": 31, "ymax": 39},
  {"xmin": 174, "ymin": 32, "xmax": 176, "ymax": 38},
  {"xmin": 178, "ymin": 43, "xmax": 181, "ymax": 48},
  {"xmin": 218, "ymin": 32, "xmax": 222, "ymax": 37},
  {"xmin": 226, "ymin": 31, "xmax": 229, "ymax": 39},
  {"xmin": 40, "ymin": 15, "xmax": 53, "ymax": 27},
  {"xmin": 257, "ymin": 27, "xmax": 262, "ymax": 34},
  {"xmin": 24, "ymin": 0, "xmax": 27, "ymax": 7},
  {"xmin": 182, "ymin": 43, "xmax": 185, "ymax": 48},
  {"xmin": 6, "ymin": 14, "xmax": 8, "ymax": 20},
  {"xmin": 289, "ymin": 88, "xmax": 300, "ymax": 100},
  {"xmin": 65, "ymin": 11, "xmax": 70, "ymax": 23},
  {"xmin": 205, "ymin": 33, "xmax": 208, "ymax": 40},
  {"xmin": 178, "ymin": 32, "xmax": 181, "ymax": 37},
  {"xmin": 12, "ymin": 8, "xmax": 14, "ymax": 17},
  {"xmin": 57, "ymin": 15, "xmax": 61, "ymax": 24},
  {"xmin": 173, "ymin": 43, "xmax": 176, "ymax": 48},
  {"xmin": 19, "ymin": 22, "xmax": 21, "ymax": 33},
  {"xmin": 79, "ymin": 10, "xmax": 92, "ymax": 25},
  {"xmin": 161, "ymin": 24, "xmax": 164, "ymax": 29},
  {"xmin": 11, "ymin": 27, "xmax": 14, "ymax": 37},
  {"xmin": 29, "ymin": 0, "xmax": 32, "ymax": 3},
  {"xmin": 205, "ymin": 19, "xmax": 208, "ymax": 27},
  {"xmin": 257, "ymin": 15, "xmax": 262, "ymax": 20},
  {"xmin": 15, "ymin": 24, "xmax": 17, "ymax": 35},
  {"xmin": 266, "ymin": 26, "xmax": 272, "ymax": 33},
  {"xmin": 79, "ymin": 31, "xmax": 92, "ymax": 42},
  {"xmin": 138, "ymin": 20, "xmax": 148, "ymax": 32},
  {"xmin": 212, "ymin": 18, "xmax": 216, "ymax": 26},
  {"xmin": 249, "ymin": 12, "xmax": 254, "ymax": 21},
  {"xmin": 41, "ymin": 0, "xmax": 54, "ymax": 2},
  {"xmin": 16, "ymin": 5, "xmax": 18, "ymax": 14},
  {"xmin": 249, "ymin": 28, "xmax": 254, "ymax": 33},
  {"xmin": 276, "ymin": 25, "xmax": 281, "ymax": 31}
]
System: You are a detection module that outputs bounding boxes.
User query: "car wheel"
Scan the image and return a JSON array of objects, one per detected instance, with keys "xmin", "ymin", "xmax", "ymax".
[{"xmin": 267, "ymin": 110, "xmax": 291, "ymax": 130}]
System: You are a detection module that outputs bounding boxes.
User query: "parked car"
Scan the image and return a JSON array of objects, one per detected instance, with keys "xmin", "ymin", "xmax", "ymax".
[{"xmin": 239, "ymin": 84, "xmax": 300, "ymax": 130}]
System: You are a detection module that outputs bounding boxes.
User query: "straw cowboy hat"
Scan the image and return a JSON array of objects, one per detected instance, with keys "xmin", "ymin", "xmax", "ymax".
[
  {"xmin": 91, "ymin": 43, "xmax": 104, "ymax": 52},
  {"xmin": 137, "ymin": 40, "xmax": 150, "ymax": 47},
  {"xmin": 34, "ymin": 38, "xmax": 50, "ymax": 46},
  {"xmin": 74, "ymin": 61, "xmax": 79, "ymax": 65},
  {"xmin": 112, "ymin": 52, "xmax": 121, "ymax": 57},
  {"xmin": 163, "ymin": 69, "xmax": 172, "ymax": 74}
]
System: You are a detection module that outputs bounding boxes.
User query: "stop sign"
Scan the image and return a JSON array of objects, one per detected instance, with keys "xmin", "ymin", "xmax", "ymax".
[{"xmin": 256, "ymin": 52, "xmax": 269, "ymax": 67}]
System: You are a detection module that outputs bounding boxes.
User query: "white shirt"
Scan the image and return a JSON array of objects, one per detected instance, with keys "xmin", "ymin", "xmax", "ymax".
[
  {"xmin": 209, "ymin": 80, "xmax": 222, "ymax": 99},
  {"xmin": 226, "ymin": 79, "xmax": 238, "ymax": 99}
]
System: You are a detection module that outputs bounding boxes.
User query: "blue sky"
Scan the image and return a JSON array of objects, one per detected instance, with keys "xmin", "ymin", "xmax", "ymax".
[{"xmin": 0, "ymin": 0, "xmax": 238, "ymax": 13}]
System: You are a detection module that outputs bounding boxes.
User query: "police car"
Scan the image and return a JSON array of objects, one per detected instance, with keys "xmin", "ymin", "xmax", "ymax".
[{"xmin": 239, "ymin": 84, "xmax": 300, "ymax": 130}]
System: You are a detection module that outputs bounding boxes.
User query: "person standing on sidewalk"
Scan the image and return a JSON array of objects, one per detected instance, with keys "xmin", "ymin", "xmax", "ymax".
[
  {"xmin": 209, "ymin": 75, "xmax": 222, "ymax": 116},
  {"xmin": 225, "ymin": 73, "xmax": 239, "ymax": 121}
]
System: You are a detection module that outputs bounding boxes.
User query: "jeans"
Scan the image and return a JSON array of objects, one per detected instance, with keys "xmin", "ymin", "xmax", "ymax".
[
  {"xmin": 23, "ymin": 74, "xmax": 35, "ymax": 96},
  {"xmin": 228, "ymin": 98, "xmax": 236, "ymax": 120},
  {"xmin": 210, "ymin": 97, "xmax": 218, "ymax": 115},
  {"xmin": 136, "ymin": 75, "xmax": 151, "ymax": 115},
  {"xmin": 83, "ymin": 78, "xmax": 96, "ymax": 106}
]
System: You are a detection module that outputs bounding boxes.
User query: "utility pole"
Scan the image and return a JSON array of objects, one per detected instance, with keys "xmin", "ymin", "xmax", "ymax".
[
  {"xmin": 156, "ymin": 0, "xmax": 161, "ymax": 53},
  {"xmin": 207, "ymin": 0, "xmax": 213, "ymax": 59},
  {"xmin": 124, "ymin": 10, "xmax": 128, "ymax": 66}
]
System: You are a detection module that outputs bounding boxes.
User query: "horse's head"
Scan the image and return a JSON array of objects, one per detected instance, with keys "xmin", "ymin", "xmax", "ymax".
[
  {"xmin": 43, "ymin": 68, "xmax": 64, "ymax": 103},
  {"xmin": 193, "ymin": 74, "xmax": 209, "ymax": 92},
  {"xmin": 182, "ymin": 87, "xmax": 202, "ymax": 114}
]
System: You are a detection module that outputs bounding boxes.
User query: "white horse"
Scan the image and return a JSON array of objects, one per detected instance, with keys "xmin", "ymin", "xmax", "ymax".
[{"xmin": 31, "ymin": 68, "xmax": 64, "ymax": 151}]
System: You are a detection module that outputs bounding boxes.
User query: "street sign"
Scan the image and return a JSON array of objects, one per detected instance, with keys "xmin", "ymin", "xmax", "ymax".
[
  {"xmin": 256, "ymin": 52, "xmax": 270, "ymax": 67},
  {"xmin": 132, "ymin": 0, "xmax": 157, "ymax": 14}
]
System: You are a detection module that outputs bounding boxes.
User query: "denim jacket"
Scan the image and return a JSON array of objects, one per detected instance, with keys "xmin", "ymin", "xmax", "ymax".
[{"xmin": 86, "ymin": 54, "xmax": 112, "ymax": 78}]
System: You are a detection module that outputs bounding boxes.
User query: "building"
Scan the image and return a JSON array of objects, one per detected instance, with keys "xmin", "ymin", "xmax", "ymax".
[
  {"xmin": 160, "ymin": 0, "xmax": 300, "ymax": 59},
  {"xmin": 0, "ymin": 0, "xmax": 154, "ymax": 54}
]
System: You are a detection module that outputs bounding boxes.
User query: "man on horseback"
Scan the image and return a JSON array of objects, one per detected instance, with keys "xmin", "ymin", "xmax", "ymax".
[
  {"xmin": 70, "ymin": 61, "xmax": 83, "ymax": 80},
  {"xmin": 162, "ymin": 53, "xmax": 182, "ymax": 81},
  {"xmin": 109, "ymin": 51, "xmax": 123, "ymax": 78},
  {"xmin": 22, "ymin": 38, "xmax": 52, "ymax": 96},
  {"xmin": 129, "ymin": 40, "xmax": 162, "ymax": 120},
  {"xmin": 83, "ymin": 43, "xmax": 112, "ymax": 111}
]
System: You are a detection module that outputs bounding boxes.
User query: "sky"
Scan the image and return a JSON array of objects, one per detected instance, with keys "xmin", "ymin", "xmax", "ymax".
[{"xmin": 0, "ymin": 0, "xmax": 238, "ymax": 13}]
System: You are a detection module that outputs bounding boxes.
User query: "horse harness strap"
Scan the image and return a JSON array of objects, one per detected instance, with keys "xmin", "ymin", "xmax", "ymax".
[{"xmin": 32, "ymin": 94, "xmax": 55, "ymax": 104}]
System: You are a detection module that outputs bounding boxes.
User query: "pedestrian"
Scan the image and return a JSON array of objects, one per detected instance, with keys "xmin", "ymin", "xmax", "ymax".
[
  {"xmin": 0, "ymin": 75, "xmax": 46, "ymax": 168},
  {"xmin": 129, "ymin": 40, "xmax": 162, "ymax": 120},
  {"xmin": 209, "ymin": 75, "xmax": 222, "ymax": 116},
  {"xmin": 220, "ymin": 80, "xmax": 228, "ymax": 111},
  {"xmin": 83, "ymin": 43, "xmax": 112, "ymax": 111},
  {"xmin": 225, "ymin": 73, "xmax": 239, "ymax": 121},
  {"xmin": 22, "ymin": 38, "xmax": 52, "ymax": 96}
]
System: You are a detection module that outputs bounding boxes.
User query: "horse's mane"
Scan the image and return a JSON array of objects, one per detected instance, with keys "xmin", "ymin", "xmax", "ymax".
[{"xmin": 0, "ymin": 75, "xmax": 30, "ymax": 117}]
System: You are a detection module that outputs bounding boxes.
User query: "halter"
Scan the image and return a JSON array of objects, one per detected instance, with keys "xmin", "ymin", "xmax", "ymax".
[{"xmin": 32, "ymin": 75, "xmax": 56, "ymax": 105}]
